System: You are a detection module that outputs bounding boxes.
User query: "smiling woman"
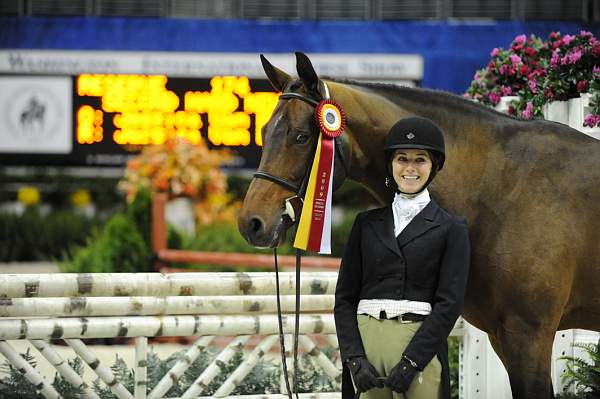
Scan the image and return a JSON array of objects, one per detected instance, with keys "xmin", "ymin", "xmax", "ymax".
[
  {"xmin": 391, "ymin": 149, "xmax": 432, "ymax": 194},
  {"xmin": 335, "ymin": 116, "xmax": 470, "ymax": 399},
  {"xmin": 384, "ymin": 117, "xmax": 446, "ymax": 196}
]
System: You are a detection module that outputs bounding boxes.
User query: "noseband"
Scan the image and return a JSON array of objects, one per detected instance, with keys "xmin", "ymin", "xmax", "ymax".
[{"xmin": 252, "ymin": 84, "xmax": 348, "ymax": 222}]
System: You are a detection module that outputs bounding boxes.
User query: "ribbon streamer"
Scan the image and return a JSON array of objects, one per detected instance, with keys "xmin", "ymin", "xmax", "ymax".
[{"xmin": 293, "ymin": 134, "xmax": 334, "ymax": 254}]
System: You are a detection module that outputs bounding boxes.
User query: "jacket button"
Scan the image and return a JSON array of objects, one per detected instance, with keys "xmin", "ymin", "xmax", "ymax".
[
  {"xmin": 395, "ymin": 289, "xmax": 401, "ymax": 295},
  {"xmin": 378, "ymin": 275, "xmax": 384, "ymax": 281}
]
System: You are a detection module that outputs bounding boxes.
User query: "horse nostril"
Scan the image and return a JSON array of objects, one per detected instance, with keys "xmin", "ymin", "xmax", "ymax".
[{"xmin": 249, "ymin": 217, "xmax": 263, "ymax": 234}]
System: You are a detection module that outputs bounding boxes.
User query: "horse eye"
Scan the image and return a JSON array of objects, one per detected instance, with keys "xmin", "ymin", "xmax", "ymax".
[{"xmin": 295, "ymin": 134, "xmax": 310, "ymax": 144}]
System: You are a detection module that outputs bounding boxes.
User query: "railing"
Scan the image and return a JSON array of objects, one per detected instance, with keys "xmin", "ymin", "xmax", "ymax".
[
  {"xmin": 0, "ymin": 272, "xmax": 597, "ymax": 398},
  {"xmin": 0, "ymin": 272, "xmax": 341, "ymax": 399},
  {"xmin": 150, "ymin": 192, "xmax": 341, "ymax": 272}
]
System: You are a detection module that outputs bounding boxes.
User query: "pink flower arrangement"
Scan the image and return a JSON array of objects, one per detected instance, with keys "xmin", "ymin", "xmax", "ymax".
[
  {"xmin": 465, "ymin": 33, "xmax": 547, "ymax": 117},
  {"xmin": 585, "ymin": 77, "xmax": 600, "ymax": 127},
  {"xmin": 521, "ymin": 102, "xmax": 534, "ymax": 119},
  {"xmin": 544, "ymin": 31, "xmax": 598, "ymax": 101},
  {"xmin": 584, "ymin": 114, "xmax": 600, "ymax": 127},
  {"xmin": 466, "ymin": 30, "xmax": 600, "ymax": 123}
]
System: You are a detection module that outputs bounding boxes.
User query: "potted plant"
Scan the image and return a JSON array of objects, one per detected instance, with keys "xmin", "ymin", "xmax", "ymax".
[
  {"xmin": 465, "ymin": 34, "xmax": 547, "ymax": 118},
  {"xmin": 583, "ymin": 75, "xmax": 600, "ymax": 129},
  {"xmin": 557, "ymin": 338, "xmax": 600, "ymax": 398},
  {"xmin": 540, "ymin": 31, "xmax": 599, "ymax": 131},
  {"xmin": 466, "ymin": 31, "xmax": 600, "ymax": 133},
  {"xmin": 119, "ymin": 137, "xmax": 234, "ymax": 235}
]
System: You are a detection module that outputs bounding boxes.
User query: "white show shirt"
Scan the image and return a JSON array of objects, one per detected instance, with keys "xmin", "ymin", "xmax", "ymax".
[{"xmin": 357, "ymin": 189, "xmax": 433, "ymax": 319}]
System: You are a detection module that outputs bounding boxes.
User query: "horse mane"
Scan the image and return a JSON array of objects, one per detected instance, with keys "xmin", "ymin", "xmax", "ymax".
[{"xmin": 329, "ymin": 77, "xmax": 519, "ymax": 121}]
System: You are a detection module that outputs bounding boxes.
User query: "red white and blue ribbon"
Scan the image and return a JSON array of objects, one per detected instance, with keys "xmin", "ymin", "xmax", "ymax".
[{"xmin": 294, "ymin": 100, "xmax": 345, "ymax": 254}]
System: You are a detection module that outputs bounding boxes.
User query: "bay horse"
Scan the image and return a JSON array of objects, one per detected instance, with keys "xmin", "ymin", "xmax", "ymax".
[{"xmin": 237, "ymin": 52, "xmax": 600, "ymax": 398}]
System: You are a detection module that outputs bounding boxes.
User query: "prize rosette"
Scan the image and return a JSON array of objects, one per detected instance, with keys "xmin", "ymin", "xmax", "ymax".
[
  {"xmin": 315, "ymin": 100, "xmax": 346, "ymax": 138},
  {"xmin": 294, "ymin": 100, "xmax": 346, "ymax": 254}
]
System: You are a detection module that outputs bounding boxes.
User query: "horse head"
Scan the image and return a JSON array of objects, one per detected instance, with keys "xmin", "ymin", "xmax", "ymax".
[{"xmin": 238, "ymin": 52, "xmax": 350, "ymax": 248}]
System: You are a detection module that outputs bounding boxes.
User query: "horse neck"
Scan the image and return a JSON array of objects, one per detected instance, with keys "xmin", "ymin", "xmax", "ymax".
[{"xmin": 328, "ymin": 81, "xmax": 499, "ymax": 217}]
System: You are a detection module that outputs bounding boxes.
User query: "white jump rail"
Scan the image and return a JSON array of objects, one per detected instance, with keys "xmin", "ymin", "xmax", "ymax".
[
  {"xmin": 0, "ymin": 272, "xmax": 341, "ymax": 399},
  {"xmin": 0, "ymin": 272, "xmax": 597, "ymax": 398}
]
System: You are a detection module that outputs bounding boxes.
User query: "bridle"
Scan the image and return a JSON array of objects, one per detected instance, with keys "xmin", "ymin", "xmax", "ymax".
[
  {"xmin": 252, "ymin": 83, "xmax": 349, "ymax": 222},
  {"xmin": 250, "ymin": 82, "xmax": 349, "ymax": 399}
]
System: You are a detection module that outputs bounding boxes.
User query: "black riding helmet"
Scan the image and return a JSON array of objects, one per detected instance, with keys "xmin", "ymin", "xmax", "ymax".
[{"xmin": 384, "ymin": 116, "xmax": 446, "ymax": 194}]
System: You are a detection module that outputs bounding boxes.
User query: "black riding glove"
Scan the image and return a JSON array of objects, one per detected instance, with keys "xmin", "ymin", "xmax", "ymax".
[
  {"xmin": 386, "ymin": 357, "xmax": 419, "ymax": 393},
  {"xmin": 346, "ymin": 356, "xmax": 385, "ymax": 392}
]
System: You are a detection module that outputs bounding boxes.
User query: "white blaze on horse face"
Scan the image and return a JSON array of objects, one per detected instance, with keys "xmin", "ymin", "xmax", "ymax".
[{"xmin": 391, "ymin": 149, "xmax": 432, "ymax": 194}]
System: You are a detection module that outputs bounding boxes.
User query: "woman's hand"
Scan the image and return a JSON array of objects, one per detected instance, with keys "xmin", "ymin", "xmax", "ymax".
[
  {"xmin": 346, "ymin": 356, "xmax": 385, "ymax": 392},
  {"xmin": 386, "ymin": 357, "xmax": 419, "ymax": 393}
]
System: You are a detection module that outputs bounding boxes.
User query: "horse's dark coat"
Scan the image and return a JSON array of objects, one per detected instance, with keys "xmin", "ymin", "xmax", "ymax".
[{"xmin": 238, "ymin": 53, "xmax": 600, "ymax": 398}]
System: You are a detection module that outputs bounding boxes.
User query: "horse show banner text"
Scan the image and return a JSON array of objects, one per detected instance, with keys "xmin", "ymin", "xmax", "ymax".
[{"xmin": 0, "ymin": 51, "xmax": 423, "ymax": 82}]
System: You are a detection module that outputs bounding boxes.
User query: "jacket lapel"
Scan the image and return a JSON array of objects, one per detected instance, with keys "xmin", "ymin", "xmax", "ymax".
[
  {"xmin": 396, "ymin": 200, "xmax": 441, "ymax": 248},
  {"xmin": 369, "ymin": 206, "xmax": 402, "ymax": 256}
]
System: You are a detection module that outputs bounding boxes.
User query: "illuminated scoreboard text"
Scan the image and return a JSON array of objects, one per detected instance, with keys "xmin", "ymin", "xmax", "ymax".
[{"xmin": 76, "ymin": 74, "xmax": 279, "ymax": 147}]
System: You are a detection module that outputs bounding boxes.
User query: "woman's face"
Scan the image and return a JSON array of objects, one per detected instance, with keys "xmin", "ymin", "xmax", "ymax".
[{"xmin": 391, "ymin": 149, "xmax": 433, "ymax": 194}]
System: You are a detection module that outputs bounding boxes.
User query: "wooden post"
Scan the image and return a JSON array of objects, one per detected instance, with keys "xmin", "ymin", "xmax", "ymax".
[{"xmin": 152, "ymin": 192, "xmax": 168, "ymax": 269}]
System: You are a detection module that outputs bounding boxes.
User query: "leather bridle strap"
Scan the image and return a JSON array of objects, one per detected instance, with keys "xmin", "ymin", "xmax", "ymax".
[
  {"xmin": 252, "ymin": 171, "xmax": 300, "ymax": 193},
  {"xmin": 279, "ymin": 91, "xmax": 320, "ymax": 106},
  {"xmin": 254, "ymin": 84, "xmax": 342, "ymax": 399},
  {"xmin": 252, "ymin": 87, "xmax": 350, "ymax": 202}
]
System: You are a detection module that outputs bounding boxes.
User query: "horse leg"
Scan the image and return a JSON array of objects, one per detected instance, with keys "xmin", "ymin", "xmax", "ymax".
[{"xmin": 497, "ymin": 317, "xmax": 555, "ymax": 399}]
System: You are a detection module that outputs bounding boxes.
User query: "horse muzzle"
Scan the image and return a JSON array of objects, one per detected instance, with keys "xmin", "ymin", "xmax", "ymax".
[{"xmin": 237, "ymin": 208, "xmax": 297, "ymax": 248}]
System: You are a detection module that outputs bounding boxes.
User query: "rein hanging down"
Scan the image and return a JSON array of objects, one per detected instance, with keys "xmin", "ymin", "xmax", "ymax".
[{"xmin": 252, "ymin": 81, "xmax": 348, "ymax": 399}]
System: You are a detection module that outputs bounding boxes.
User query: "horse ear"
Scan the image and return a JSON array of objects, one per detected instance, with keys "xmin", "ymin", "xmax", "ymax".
[
  {"xmin": 260, "ymin": 54, "xmax": 291, "ymax": 92},
  {"xmin": 295, "ymin": 52, "xmax": 320, "ymax": 94}
]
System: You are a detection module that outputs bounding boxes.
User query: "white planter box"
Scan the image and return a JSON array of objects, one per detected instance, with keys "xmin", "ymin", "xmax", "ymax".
[
  {"xmin": 568, "ymin": 93, "xmax": 600, "ymax": 140},
  {"xmin": 165, "ymin": 197, "xmax": 195, "ymax": 236},
  {"xmin": 494, "ymin": 96, "xmax": 519, "ymax": 114},
  {"xmin": 542, "ymin": 100, "xmax": 570, "ymax": 125}
]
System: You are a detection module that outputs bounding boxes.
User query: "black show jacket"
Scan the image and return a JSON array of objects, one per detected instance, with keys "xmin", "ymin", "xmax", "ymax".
[{"xmin": 334, "ymin": 200, "xmax": 470, "ymax": 399}]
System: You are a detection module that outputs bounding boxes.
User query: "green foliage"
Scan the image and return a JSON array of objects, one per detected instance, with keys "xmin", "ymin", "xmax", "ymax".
[
  {"xmin": 330, "ymin": 208, "xmax": 361, "ymax": 258},
  {"xmin": 559, "ymin": 339, "xmax": 600, "ymax": 397},
  {"xmin": 226, "ymin": 174, "xmax": 252, "ymax": 202},
  {"xmin": 188, "ymin": 222, "xmax": 266, "ymax": 254},
  {"xmin": 53, "ymin": 357, "xmax": 85, "ymax": 398},
  {"xmin": 293, "ymin": 352, "xmax": 338, "ymax": 393},
  {"xmin": 93, "ymin": 356, "xmax": 135, "ymax": 399},
  {"xmin": 0, "ymin": 208, "xmax": 101, "ymax": 262},
  {"xmin": 333, "ymin": 180, "xmax": 380, "ymax": 210},
  {"xmin": 174, "ymin": 206, "xmax": 362, "ymax": 270},
  {"xmin": 60, "ymin": 188, "xmax": 190, "ymax": 273},
  {"xmin": 448, "ymin": 336, "xmax": 459, "ymax": 399},
  {"xmin": 175, "ymin": 222, "xmax": 293, "ymax": 271},
  {"xmin": 61, "ymin": 213, "xmax": 152, "ymax": 273},
  {"xmin": 232, "ymin": 353, "xmax": 281, "ymax": 395},
  {"xmin": 556, "ymin": 393, "xmax": 586, "ymax": 399},
  {"xmin": 0, "ymin": 348, "xmax": 43, "ymax": 399},
  {"xmin": 0, "ymin": 344, "xmax": 340, "ymax": 397},
  {"xmin": 126, "ymin": 187, "xmax": 152, "ymax": 248}
]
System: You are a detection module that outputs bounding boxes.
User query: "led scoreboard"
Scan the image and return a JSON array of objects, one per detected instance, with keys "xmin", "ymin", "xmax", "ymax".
[
  {"xmin": 75, "ymin": 74, "xmax": 279, "ymax": 168},
  {"xmin": 1, "ymin": 74, "xmax": 280, "ymax": 169}
]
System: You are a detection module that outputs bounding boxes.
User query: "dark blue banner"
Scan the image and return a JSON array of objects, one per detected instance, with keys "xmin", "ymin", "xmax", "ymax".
[{"xmin": 1, "ymin": 17, "xmax": 598, "ymax": 93}]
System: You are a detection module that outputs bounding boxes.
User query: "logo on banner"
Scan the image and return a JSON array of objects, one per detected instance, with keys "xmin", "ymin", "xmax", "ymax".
[
  {"xmin": 6, "ymin": 87, "xmax": 60, "ymax": 142},
  {"xmin": 0, "ymin": 76, "xmax": 72, "ymax": 154}
]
